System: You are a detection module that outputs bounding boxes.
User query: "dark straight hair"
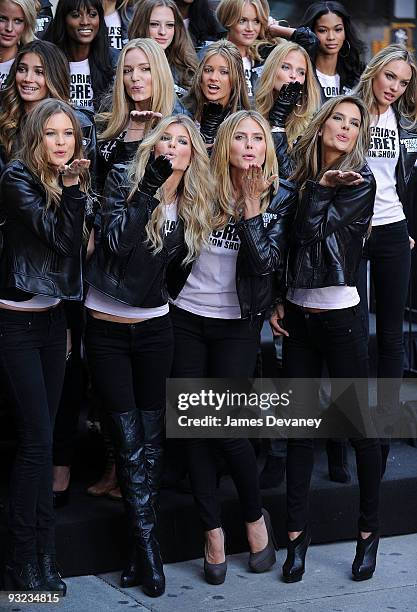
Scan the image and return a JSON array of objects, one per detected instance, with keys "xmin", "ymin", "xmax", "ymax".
[
  {"xmin": 43, "ymin": 0, "xmax": 115, "ymax": 109},
  {"xmin": 301, "ymin": 1, "xmax": 366, "ymax": 89}
]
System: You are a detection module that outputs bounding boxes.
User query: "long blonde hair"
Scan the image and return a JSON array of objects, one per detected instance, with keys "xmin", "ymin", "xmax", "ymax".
[
  {"xmin": 97, "ymin": 39, "xmax": 175, "ymax": 141},
  {"xmin": 126, "ymin": 115, "xmax": 214, "ymax": 263},
  {"xmin": 216, "ymin": 0, "xmax": 275, "ymax": 61},
  {"xmin": 16, "ymin": 99, "xmax": 89, "ymax": 209},
  {"xmin": 210, "ymin": 110, "xmax": 278, "ymax": 228},
  {"xmin": 354, "ymin": 44, "xmax": 417, "ymax": 129},
  {"xmin": 0, "ymin": 0, "xmax": 36, "ymax": 47},
  {"xmin": 184, "ymin": 40, "xmax": 250, "ymax": 123},
  {"xmin": 255, "ymin": 41, "xmax": 321, "ymax": 148},
  {"xmin": 291, "ymin": 95, "xmax": 371, "ymax": 186}
]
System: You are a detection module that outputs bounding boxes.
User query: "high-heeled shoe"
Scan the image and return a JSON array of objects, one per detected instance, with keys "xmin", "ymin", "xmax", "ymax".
[
  {"xmin": 4, "ymin": 561, "xmax": 46, "ymax": 591},
  {"xmin": 53, "ymin": 488, "xmax": 70, "ymax": 509},
  {"xmin": 204, "ymin": 528, "xmax": 227, "ymax": 585},
  {"xmin": 248, "ymin": 508, "xmax": 277, "ymax": 573},
  {"xmin": 352, "ymin": 532, "xmax": 379, "ymax": 581},
  {"xmin": 38, "ymin": 554, "xmax": 67, "ymax": 596},
  {"xmin": 120, "ymin": 546, "xmax": 141, "ymax": 588},
  {"xmin": 282, "ymin": 528, "xmax": 311, "ymax": 583}
]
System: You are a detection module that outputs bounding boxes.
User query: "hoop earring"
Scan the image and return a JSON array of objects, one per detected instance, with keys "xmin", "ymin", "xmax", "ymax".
[{"xmin": 339, "ymin": 40, "xmax": 351, "ymax": 58}]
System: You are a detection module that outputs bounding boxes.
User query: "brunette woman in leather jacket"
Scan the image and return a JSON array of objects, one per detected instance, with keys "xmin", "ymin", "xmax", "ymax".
[
  {"xmin": 270, "ymin": 95, "xmax": 382, "ymax": 584},
  {"xmin": 0, "ymin": 99, "xmax": 89, "ymax": 593},
  {"xmin": 0, "ymin": 40, "xmax": 97, "ymax": 179},
  {"xmin": 355, "ymin": 45, "xmax": 417, "ymax": 477},
  {"xmin": 85, "ymin": 115, "xmax": 214, "ymax": 597},
  {"xmin": 169, "ymin": 110, "xmax": 297, "ymax": 585}
]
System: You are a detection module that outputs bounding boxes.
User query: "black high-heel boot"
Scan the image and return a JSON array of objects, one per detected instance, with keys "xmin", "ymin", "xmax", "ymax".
[
  {"xmin": 120, "ymin": 545, "xmax": 141, "ymax": 588},
  {"xmin": 326, "ymin": 439, "xmax": 351, "ymax": 483},
  {"xmin": 352, "ymin": 532, "xmax": 379, "ymax": 581},
  {"xmin": 39, "ymin": 554, "xmax": 67, "ymax": 596},
  {"xmin": 282, "ymin": 528, "xmax": 311, "ymax": 583},
  {"xmin": 4, "ymin": 561, "xmax": 46, "ymax": 591},
  {"xmin": 204, "ymin": 528, "xmax": 227, "ymax": 585},
  {"xmin": 110, "ymin": 410, "xmax": 165, "ymax": 598},
  {"xmin": 248, "ymin": 508, "xmax": 277, "ymax": 573}
]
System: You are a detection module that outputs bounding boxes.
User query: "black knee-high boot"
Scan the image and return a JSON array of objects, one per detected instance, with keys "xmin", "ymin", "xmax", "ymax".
[{"xmin": 109, "ymin": 410, "xmax": 165, "ymax": 597}]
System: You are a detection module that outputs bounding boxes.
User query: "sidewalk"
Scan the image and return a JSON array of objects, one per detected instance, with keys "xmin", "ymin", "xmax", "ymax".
[{"xmin": 1, "ymin": 534, "xmax": 416, "ymax": 612}]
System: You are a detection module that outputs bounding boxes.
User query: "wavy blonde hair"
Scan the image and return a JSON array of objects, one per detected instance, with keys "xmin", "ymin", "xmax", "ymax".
[
  {"xmin": 291, "ymin": 95, "xmax": 371, "ymax": 186},
  {"xmin": 216, "ymin": 0, "xmax": 274, "ymax": 61},
  {"xmin": 97, "ymin": 38, "xmax": 175, "ymax": 141},
  {"xmin": 354, "ymin": 44, "xmax": 417, "ymax": 129},
  {"xmin": 255, "ymin": 41, "xmax": 321, "ymax": 148},
  {"xmin": 184, "ymin": 40, "xmax": 250, "ymax": 123},
  {"xmin": 126, "ymin": 115, "xmax": 214, "ymax": 263},
  {"xmin": 0, "ymin": 0, "xmax": 36, "ymax": 46},
  {"xmin": 16, "ymin": 99, "xmax": 89, "ymax": 209},
  {"xmin": 210, "ymin": 110, "xmax": 278, "ymax": 228}
]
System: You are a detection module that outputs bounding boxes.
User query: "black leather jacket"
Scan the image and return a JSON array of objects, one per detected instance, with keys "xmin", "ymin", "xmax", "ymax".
[
  {"xmin": 0, "ymin": 161, "xmax": 86, "ymax": 301},
  {"xmin": 86, "ymin": 165, "xmax": 184, "ymax": 307},
  {"xmin": 168, "ymin": 179, "xmax": 298, "ymax": 319},
  {"xmin": 286, "ymin": 164, "xmax": 376, "ymax": 290}
]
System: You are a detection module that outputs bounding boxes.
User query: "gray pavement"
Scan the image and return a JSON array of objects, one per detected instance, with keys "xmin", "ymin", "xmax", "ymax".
[{"xmin": 1, "ymin": 534, "xmax": 416, "ymax": 612}]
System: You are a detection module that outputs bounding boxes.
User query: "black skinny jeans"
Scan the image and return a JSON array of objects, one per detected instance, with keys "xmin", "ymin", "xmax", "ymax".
[
  {"xmin": 0, "ymin": 305, "xmax": 66, "ymax": 562},
  {"xmin": 170, "ymin": 304, "xmax": 263, "ymax": 531},
  {"xmin": 357, "ymin": 219, "xmax": 411, "ymax": 414},
  {"xmin": 282, "ymin": 302, "xmax": 381, "ymax": 534},
  {"xmin": 85, "ymin": 313, "xmax": 174, "ymax": 414}
]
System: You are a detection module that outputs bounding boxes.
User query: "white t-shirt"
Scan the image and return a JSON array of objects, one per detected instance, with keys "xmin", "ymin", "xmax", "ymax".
[
  {"xmin": 366, "ymin": 106, "xmax": 404, "ymax": 227},
  {"xmin": 85, "ymin": 202, "xmax": 178, "ymax": 319},
  {"xmin": 0, "ymin": 58, "xmax": 14, "ymax": 90},
  {"xmin": 105, "ymin": 10, "xmax": 123, "ymax": 50},
  {"xmin": 0, "ymin": 295, "xmax": 61, "ymax": 309},
  {"xmin": 174, "ymin": 218, "xmax": 241, "ymax": 319},
  {"xmin": 242, "ymin": 56, "xmax": 253, "ymax": 98},
  {"xmin": 316, "ymin": 69, "xmax": 340, "ymax": 98},
  {"xmin": 69, "ymin": 59, "xmax": 94, "ymax": 111},
  {"xmin": 287, "ymin": 286, "xmax": 359, "ymax": 310}
]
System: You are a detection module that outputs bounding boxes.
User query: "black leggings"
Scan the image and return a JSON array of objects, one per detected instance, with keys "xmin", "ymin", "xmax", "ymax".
[
  {"xmin": 171, "ymin": 305, "xmax": 263, "ymax": 531},
  {"xmin": 0, "ymin": 306, "xmax": 66, "ymax": 562},
  {"xmin": 282, "ymin": 302, "xmax": 381, "ymax": 533},
  {"xmin": 85, "ymin": 313, "xmax": 174, "ymax": 414}
]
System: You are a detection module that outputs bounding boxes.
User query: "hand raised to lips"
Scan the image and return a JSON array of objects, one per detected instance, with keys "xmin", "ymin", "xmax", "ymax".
[
  {"xmin": 130, "ymin": 110, "xmax": 163, "ymax": 123},
  {"xmin": 319, "ymin": 170, "xmax": 364, "ymax": 188}
]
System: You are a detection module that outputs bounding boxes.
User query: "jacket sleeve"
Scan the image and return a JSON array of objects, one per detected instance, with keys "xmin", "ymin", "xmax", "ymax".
[
  {"xmin": 236, "ymin": 186, "xmax": 297, "ymax": 275},
  {"xmin": 0, "ymin": 164, "xmax": 85, "ymax": 257},
  {"xmin": 293, "ymin": 168, "xmax": 376, "ymax": 246},
  {"xmin": 272, "ymin": 131, "xmax": 295, "ymax": 180},
  {"xmin": 101, "ymin": 165, "xmax": 160, "ymax": 257}
]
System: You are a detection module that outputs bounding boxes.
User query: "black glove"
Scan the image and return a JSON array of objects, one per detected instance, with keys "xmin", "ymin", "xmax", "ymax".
[
  {"xmin": 200, "ymin": 102, "xmax": 225, "ymax": 145},
  {"xmin": 290, "ymin": 26, "xmax": 318, "ymax": 56},
  {"xmin": 138, "ymin": 155, "xmax": 173, "ymax": 197},
  {"xmin": 269, "ymin": 81, "xmax": 304, "ymax": 129}
]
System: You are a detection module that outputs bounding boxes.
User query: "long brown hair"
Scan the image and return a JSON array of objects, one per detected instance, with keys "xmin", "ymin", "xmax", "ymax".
[
  {"xmin": 291, "ymin": 95, "xmax": 371, "ymax": 186},
  {"xmin": 128, "ymin": 0, "xmax": 197, "ymax": 89},
  {"xmin": 17, "ymin": 99, "xmax": 89, "ymax": 209},
  {"xmin": 184, "ymin": 40, "xmax": 250, "ymax": 123},
  {"xmin": 0, "ymin": 41, "xmax": 70, "ymax": 161}
]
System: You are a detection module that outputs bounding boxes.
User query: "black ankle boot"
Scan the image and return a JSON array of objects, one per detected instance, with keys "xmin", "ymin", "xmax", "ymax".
[
  {"xmin": 326, "ymin": 439, "xmax": 351, "ymax": 483},
  {"xmin": 4, "ymin": 561, "xmax": 46, "ymax": 591},
  {"xmin": 38, "ymin": 554, "xmax": 67, "ymax": 596},
  {"xmin": 110, "ymin": 410, "xmax": 165, "ymax": 598},
  {"xmin": 282, "ymin": 529, "xmax": 311, "ymax": 583},
  {"xmin": 352, "ymin": 532, "xmax": 379, "ymax": 581}
]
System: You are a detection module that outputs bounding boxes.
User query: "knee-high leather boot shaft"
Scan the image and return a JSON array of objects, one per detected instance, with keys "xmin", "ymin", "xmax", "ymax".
[{"xmin": 109, "ymin": 410, "xmax": 165, "ymax": 597}]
